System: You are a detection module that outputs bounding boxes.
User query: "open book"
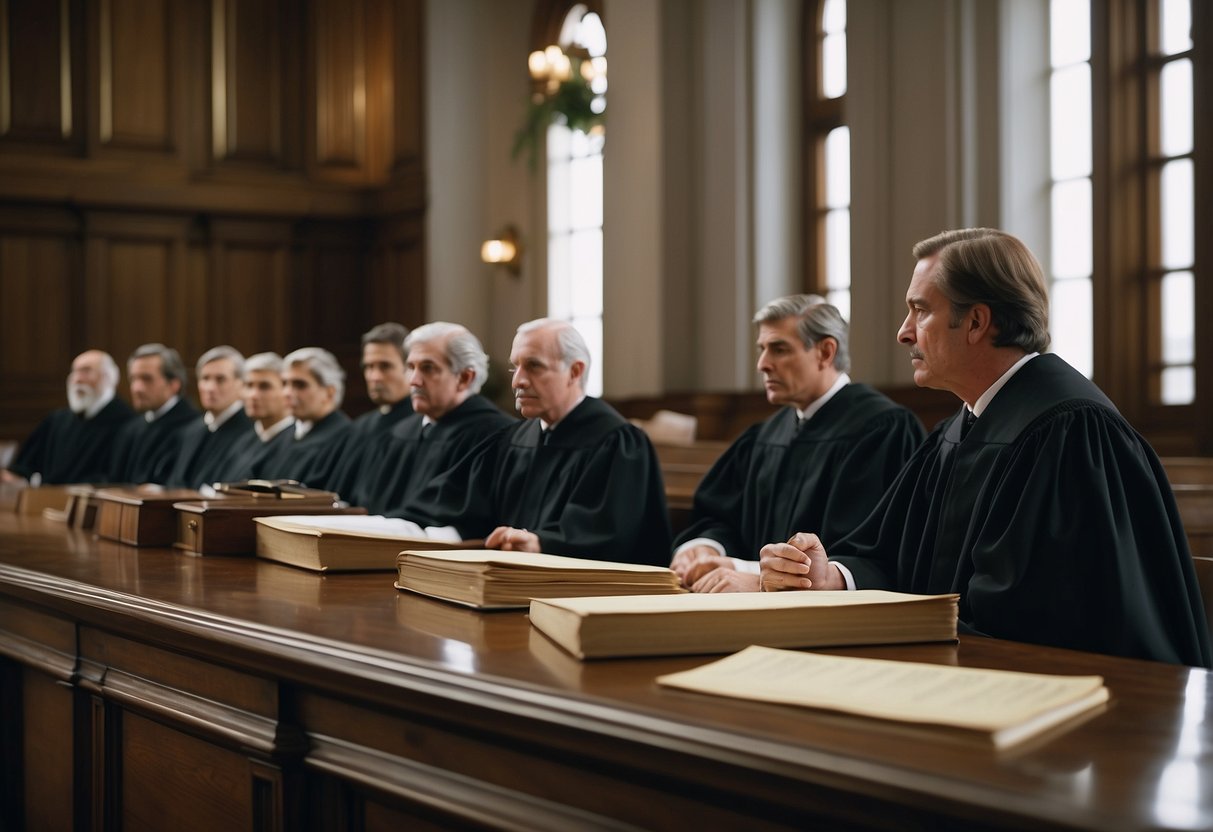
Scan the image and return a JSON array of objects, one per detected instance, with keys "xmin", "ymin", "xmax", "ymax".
[
  {"xmin": 254, "ymin": 515, "xmax": 475, "ymax": 572},
  {"xmin": 395, "ymin": 549, "xmax": 684, "ymax": 609},
  {"xmin": 657, "ymin": 646, "xmax": 1109, "ymax": 750},
  {"xmin": 528, "ymin": 590, "xmax": 959, "ymax": 659}
]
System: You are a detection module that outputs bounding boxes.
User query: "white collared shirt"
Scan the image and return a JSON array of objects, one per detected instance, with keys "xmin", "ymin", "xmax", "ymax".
[
  {"xmin": 968, "ymin": 352, "xmax": 1039, "ymax": 418},
  {"xmin": 539, "ymin": 393, "xmax": 588, "ymax": 433},
  {"xmin": 294, "ymin": 419, "xmax": 314, "ymax": 440},
  {"xmin": 255, "ymin": 416, "xmax": 294, "ymax": 443},
  {"xmin": 204, "ymin": 399, "xmax": 245, "ymax": 433},
  {"xmin": 144, "ymin": 395, "xmax": 179, "ymax": 423}
]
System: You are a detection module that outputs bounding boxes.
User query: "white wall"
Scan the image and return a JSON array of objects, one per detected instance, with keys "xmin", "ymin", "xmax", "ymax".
[{"xmin": 426, "ymin": 0, "xmax": 1031, "ymax": 395}]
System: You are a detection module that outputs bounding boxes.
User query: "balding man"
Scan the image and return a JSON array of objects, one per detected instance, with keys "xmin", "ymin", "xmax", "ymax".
[
  {"xmin": 761, "ymin": 228, "xmax": 1210, "ymax": 667},
  {"xmin": 111, "ymin": 343, "xmax": 199, "ymax": 484},
  {"xmin": 355, "ymin": 322, "xmax": 512, "ymax": 514},
  {"xmin": 2, "ymin": 350, "xmax": 136, "ymax": 485},
  {"xmin": 402, "ymin": 319, "xmax": 671, "ymax": 565},
  {"xmin": 167, "ymin": 346, "xmax": 253, "ymax": 488},
  {"xmin": 261, "ymin": 347, "xmax": 351, "ymax": 489}
]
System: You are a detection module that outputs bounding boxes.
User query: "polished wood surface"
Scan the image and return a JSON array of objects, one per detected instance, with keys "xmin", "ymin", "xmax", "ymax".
[{"xmin": 1, "ymin": 510, "xmax": 1211, "ymax": 830}]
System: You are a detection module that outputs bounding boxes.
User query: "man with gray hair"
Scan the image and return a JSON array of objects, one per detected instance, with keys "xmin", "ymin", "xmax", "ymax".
[
  {"xmin": 761, "ymin": 229, "xmax": 1210, "ymax": 667},
  {"xmin": 350, "ymin": 322, "xmax": 512, "ymax": 514},
  {"xmin": 167, "ymin": 346, "xmax": 253, "ymax": 488},
  {"xmin": 671, "ymin": 295, "xmax": 924, "ymax": 592},
  {"xmin": 401, "ymin": 318, "xmax": 671, "ymax": 565},
  {"xmin": 228, "ymin": 352, "xmax": 295, "ymax": 479},
  {"xmin": 325, "ymin": 322, "xmax": 414, "ymax": 501},
  {"xmin": 112, "ymin": 343, "xmax": 199, "ymax": 484},
  {"xmin": 261, "ymin": 347, "xmax": 351, "ymax": 489},
  {"xmin": 2, "ymin": 350, "xmax": 136, "ymax": 485}
]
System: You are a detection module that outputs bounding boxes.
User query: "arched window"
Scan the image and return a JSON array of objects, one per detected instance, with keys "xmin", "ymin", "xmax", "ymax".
[
  {"xmin": 805, "ymin": 0, "xmax": 850, "ymax": 319},
  {"xmin": 528, "ymin": 3, "xmax": 606, "ymax": 397}
]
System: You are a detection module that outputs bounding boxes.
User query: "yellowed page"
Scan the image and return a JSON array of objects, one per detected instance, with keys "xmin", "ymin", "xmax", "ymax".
[
  {"xmin": 657, "ymin": 646, "xmax": 1105, "ymax": 733},
  {"xmin": 534, "ymin": 590, "xmax": 956, "ymax": 615},
  {"xmin": 255, "ymin": 515, "xmax": 428, "ymax": 540},
  {"xmin": 402, "ymin": 549, "xmax": 678, "ymax": 574}
]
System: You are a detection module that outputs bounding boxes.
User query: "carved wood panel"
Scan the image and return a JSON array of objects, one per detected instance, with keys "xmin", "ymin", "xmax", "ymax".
[
  {"xmin": 96, "ymin": 0, "xmax": 180, "ymax": 153},
  {"xmin": 309, "ymin": 0, "xmax": 367, "ymax": 178},
  {"xmin": 0, "ymin": 0, "xmax": 81, "ymax": 147}
]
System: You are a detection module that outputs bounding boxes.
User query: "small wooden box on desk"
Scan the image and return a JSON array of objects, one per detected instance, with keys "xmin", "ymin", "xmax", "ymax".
[{"xmin": 175, "ymin": 500, "xmax": 367, "ymax": 555}]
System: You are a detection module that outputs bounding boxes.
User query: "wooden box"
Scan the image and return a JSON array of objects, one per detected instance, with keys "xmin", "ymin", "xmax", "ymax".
[
  {"xmin": 94, "ymin": 488, "xmax": 208, "ymax": 547},
  {"xmin": 174, "ymin": 500, "xmax": 367, "ymax": 556},
  {"xmin": 13, "ymin": 485, "xmax": 75, "ymax": 517}
]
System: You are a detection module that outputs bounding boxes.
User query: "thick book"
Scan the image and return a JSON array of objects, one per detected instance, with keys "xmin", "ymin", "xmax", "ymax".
[
  {"xmin": 528, "ymin": 590, "xmax": 959, "ymax": 659},
  {"xmin": 254, "ymin": 515, "xmax": 475, "ymax": 572},
  {"xmin": 174, "ymin": 500, "xmax": 366, "ymax": 556},
  {"xmin": 657, "ymin": 645, "xmax": 1109, "ymax": 750},
  {"xmin": 395, "ymin": 549, "xmax": 684, "ymax": 609}
]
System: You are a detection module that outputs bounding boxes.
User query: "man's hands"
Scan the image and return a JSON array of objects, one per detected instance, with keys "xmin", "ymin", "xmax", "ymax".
[
  {"xmin": 691, "ymin": 569, "xmax": 759, "ymax": 593},
  {"xmin": 759, "ymin": 532, "xmax": 844, "ymax": 591},
  {"xmin": 670, "ymin": 545, "xmax": 733, "ymax": 587},
  {"xmin": 485, "ymin": 526, "xmax": 541, "ymax": 552}
]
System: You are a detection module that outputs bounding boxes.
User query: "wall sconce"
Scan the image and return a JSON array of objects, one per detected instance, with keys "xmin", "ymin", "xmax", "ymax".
[{"xmin": 480, "ymin": 226, "xmax": 522, "ymax": 276}]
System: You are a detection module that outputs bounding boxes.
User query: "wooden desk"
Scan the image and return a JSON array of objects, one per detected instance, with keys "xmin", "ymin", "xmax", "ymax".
[{"xmin": 0, "ymin": 512, "xmax": 1210, "ymax": 831}]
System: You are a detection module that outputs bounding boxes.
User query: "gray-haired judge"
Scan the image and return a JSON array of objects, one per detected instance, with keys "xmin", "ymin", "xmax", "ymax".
[
  {"xmin": 111, "ymin": 343, "xmax": 199, "ymax": 484},
  {"xmin": 260, "ymin": 347, "xmax": 351, "ymax": 489},
  {"xmin": 354, "ymin": 321, "xmax": 512, "ymax": 515},
  {"xmin": 2, "ymin": 350, "xmax": 136, "ymax": 485},
  {"xmin": 227, "ymin": 352, "xmax": 295, "ymax": 480},
  {"xmin": 325, "ymin": 322, "xmax": 414, "ymax": 501},
  {"xmin": 670, "ymin": 295, "xmax": 924, "ymax": 592},
  {"xmin": 167, "ymin": 346, "xmax": 253, "ymax": 489}
]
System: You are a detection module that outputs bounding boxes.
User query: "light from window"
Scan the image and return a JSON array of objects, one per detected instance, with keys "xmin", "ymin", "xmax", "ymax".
[
  {"xmin": 546, "ymin": 8, "xmax": 605, "ymax": 397},
  {"xmin": 1047, "ymin": 0, "xmax": 1093, "ymax": 378},
  {"xmin": 817, "ymin": 1, "xmax": 849, "ymax": 322},
  {"xmin": 821, "ymin": 0, "xmax": 847, "ymax": 99}
]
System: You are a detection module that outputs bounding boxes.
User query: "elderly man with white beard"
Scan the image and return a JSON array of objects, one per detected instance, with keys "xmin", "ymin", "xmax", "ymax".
[{"xmin": 2, "ymin": 350, "xmax": 137, "ymax": 485}]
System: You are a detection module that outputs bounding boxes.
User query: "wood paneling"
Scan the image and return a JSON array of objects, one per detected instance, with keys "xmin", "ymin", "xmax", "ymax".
[
  {"xmin": 0, "ymin": 0, "xmax": 427, "ymax": 444},
  {"xmin": 98, "ymin": 0, "xmax": 178, "ymax": 152},
  {"xmin": 22, "ymin": 670, "xmax": 75, "ymax": 832},
  {"xmin": 121, "ymin": 711, "xmax": 251, "ymax": 831},
  {"xmin": 310, "ymin": 0, "xmax": 366, "ymax": 177},
  {"xmin": 1, "ymin": 0, "xmax": 80, "ymax": 145}
]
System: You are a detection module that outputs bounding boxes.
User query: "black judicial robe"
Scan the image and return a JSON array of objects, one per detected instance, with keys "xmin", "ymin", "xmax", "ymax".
[
  {"xmin": 111, "ymin": 398, "xmax": 199, "ymax": 485},
  {"xmin": 360, "ymin": 395, "xmax": 513, "ymax": 515},
  {"xmin": 324, "ymin": 398, "xmax": 413, "ymax": 503},
  {"xmin": 166, "ymin": 409, "xmax": 255, "ymax": 489},
  {"xmin": 402, "ymin": 397, "xmax": 672, "ymax": 565},
  {"xmin": 7, "ymin": 398, "xmax": 136, "ymax": 484},
  {"xmin": 260, "ymin": 410, "xmax": 352, "ymax": 489},
  {"xmin": 831, "ymin": 354, "xmax": 1212, "ymax": 667},
  {"xmin": 674, "ymin": 384, "xmax": 925, "ymax": 559},
  {"xmin": 226, "ymin": 425, "xmax": 295, "ymax": 482}
]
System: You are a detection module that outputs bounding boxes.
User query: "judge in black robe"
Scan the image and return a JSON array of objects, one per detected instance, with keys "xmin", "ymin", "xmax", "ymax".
[
  {"xmin": 4, "ymin": 349, "xmax": 136, "ymax": 484},
  {"xmin": 167, "ymin": 402, "xmax": 254, "ymax": 489},
  {"xmin": 325, "ymin": 323, "xmax": 415, "ymax": 502},
  {"xmin": 401, "ymin": 319, "xmax": 671, "ymax": 565},
  {"xmin": 227, "ymin": 418, "xmax": 295, "ymax": 480},
  {"xmin": 365, "ymin": 396, "xmax": 511, "ymax": 515},
  {"xmin": 8, "ymin": 400, "xmax": 135, "ymax": 485},
  {"xmin": 261, "ymin": 347, "xmax": 352, "ymax": 490},
  {"xmin": 111, "ymin": 397, "xmax": 199, "ymax": 484},
  {"xmin": 675, "ymin": 384, "xmax": 923, "ymax": 570},
  {"xmin": 403, "ymin": 397, "xmax": 670, "ymax": 564},
  {"xmin": 761, "ymin": 229, "xmax": 1211, "ymax": 667}
]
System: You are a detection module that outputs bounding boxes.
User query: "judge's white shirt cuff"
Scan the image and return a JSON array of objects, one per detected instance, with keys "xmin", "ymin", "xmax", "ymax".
[
  {"xmin": 673, "ymin": 537, "xmax": 727, "ymax": 558},
  {"xmin": 834, "ymin": 561, "xmax": 857, "ymax": 591},
  {"xmin": 731, "ymin": 558, "xmax": 760, "ymax": 574},
  {"xmin": 423, "ymin": 525, "xmax": 462, "ymax": 543}
]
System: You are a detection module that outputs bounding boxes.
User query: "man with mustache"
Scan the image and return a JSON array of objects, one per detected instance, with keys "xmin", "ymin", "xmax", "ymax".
[
  {"xmin": 671, "ymin": 295, "xmax": 924, "ymax": 592},
  {"xmin": 324, "ymin": 322, "xmax": 414, "ymax": 502},
  {"xmin": 760, "ymin": 228, "xmax": 1210, "ymax": 667},
  {"xmin": 351, "ymin": 322, "xmax": 511, "ymax": 515},
  {"xmin": 167, "ymin": 346, "xmax": 253, "ymax": 488},
  {"xmin": 111, "ymin": 343, "xmax": 199, "ymax": 484},
  {"xmin": 400, "ymin": 318, "xmax": 671, "ymax": 565},
  {"xmin": 2, "ymin": 350, "xmax": 136, "ymax": 485}
]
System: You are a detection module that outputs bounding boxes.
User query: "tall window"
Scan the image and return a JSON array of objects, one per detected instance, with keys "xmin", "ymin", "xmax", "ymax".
[
  {"xmin": 1049, "ymin": 0, "xmax": 1094, "ymax": 377},
  {"xmin": 546, "ymin": 7, "xmax": 606, "ymax": 397},
  {"xmin": 806, "ymin": 0, "xmax": 850, "ymax": 320},
  {"xmin": 1151, "ymin": 0, "xmax": 1195, "ymax": 405}
]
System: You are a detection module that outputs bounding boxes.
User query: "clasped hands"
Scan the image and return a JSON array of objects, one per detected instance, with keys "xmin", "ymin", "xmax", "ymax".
[
  {"xmin": 758, "ymin": 532, "xmax": 845, "ymax": 591},
  {"xmin": 485, "ymin": 525, "xmax": 540, "ymax": 552}
]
